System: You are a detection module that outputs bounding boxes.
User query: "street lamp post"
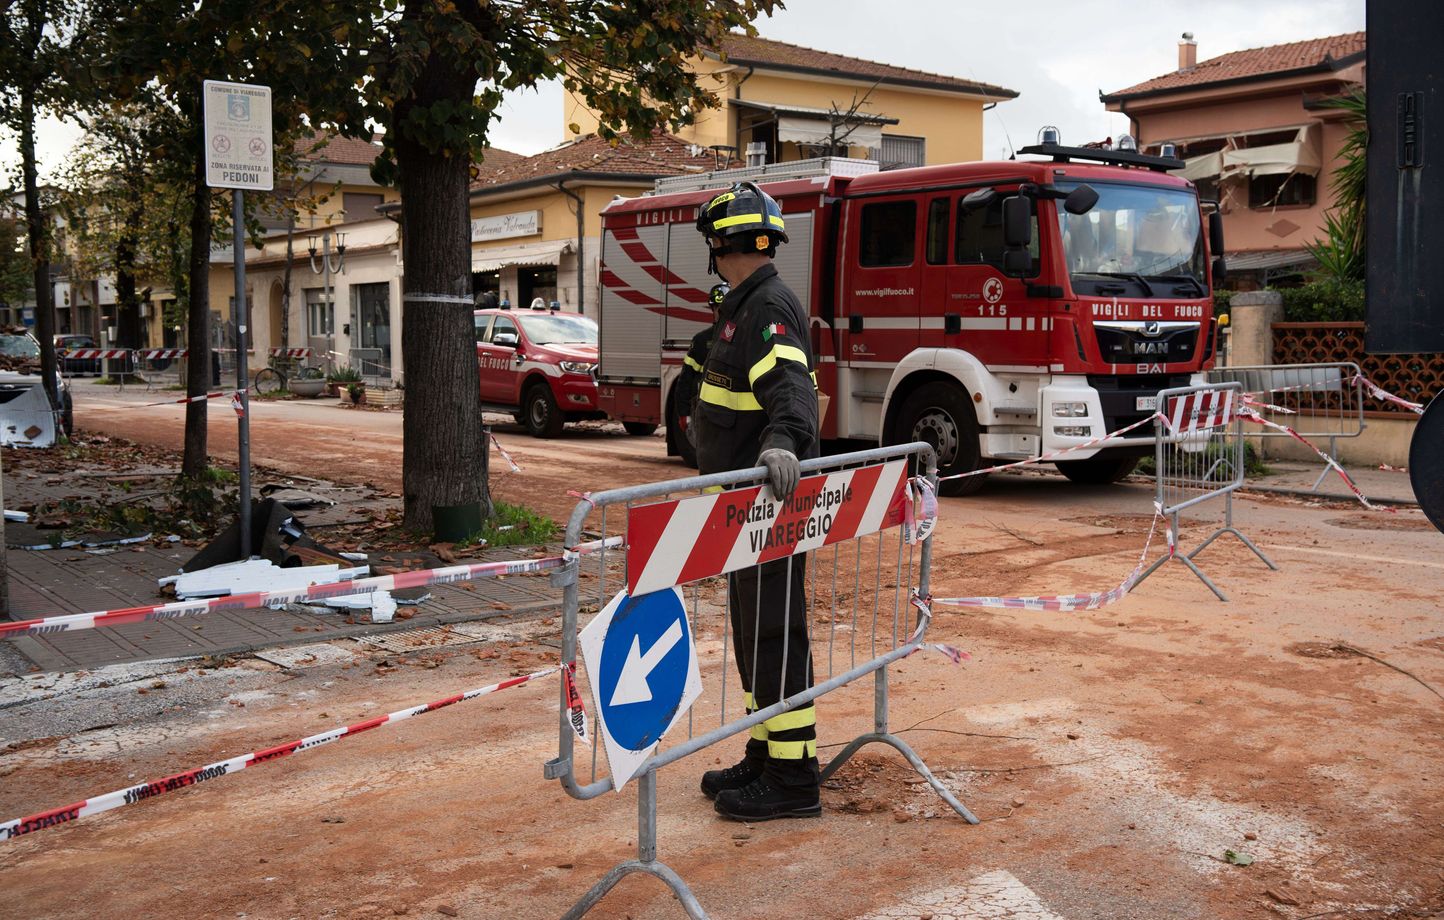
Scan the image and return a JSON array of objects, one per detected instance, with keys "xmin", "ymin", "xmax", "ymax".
[{"xmin": 306, "ymin": 230, "xmax": 346, "ymax": 371}]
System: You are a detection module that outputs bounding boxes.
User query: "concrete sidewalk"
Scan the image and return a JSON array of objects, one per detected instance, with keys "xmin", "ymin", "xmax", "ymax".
[{"xmin": 1244, "ymin": 458, "xmax": 1418, "ymax": 505}]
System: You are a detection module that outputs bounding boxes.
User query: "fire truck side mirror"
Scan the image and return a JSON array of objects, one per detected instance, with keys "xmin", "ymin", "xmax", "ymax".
[
  {"xmin": 1063, "ymin": 184, "xmax": 1099, "ymax": 215},
  {"xmin": 961, "ymin": 188, "xmax": 998, "ymax": 211},
  {"xmin": 1208, "ymin": 211, "xmax": 1226, "ymax": 256},
  {"xmin": 1002, "ymin": 196, "xmax": 1032, "ymax": 248},
  {"xmin": 1003, "ymin": 249, "xmax": 1032, "ymax": 276}
]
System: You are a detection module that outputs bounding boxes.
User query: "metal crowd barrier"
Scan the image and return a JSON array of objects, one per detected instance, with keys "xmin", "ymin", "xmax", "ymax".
[
  {"xmin": 1136, "ymin": 381, "xmax": 1276, "ymax": 601},
  {"xmin": 548, "ymin": 442, "xmax": 971, "ymax": 919},
  {"xmin": 1208, "ymin": 362, "xmax": 1366, "ymax": 491},
  {"xmin": 132, "ymin": 349, "xmax": 187, "ymax": 391}
]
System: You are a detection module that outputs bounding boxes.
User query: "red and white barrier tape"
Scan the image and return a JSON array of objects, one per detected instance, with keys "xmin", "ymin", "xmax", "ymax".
[
  {"xmin": 562, "ymin": 662, "xmax": 590, "ymax": 745},
  {"xmin": 0, "ymin": 665, "xmax": 559, "ymax": 842},
  {"xmin": 0, "ymin": 536, "xmax": 623, "ymax": 639},
  {"xmin": 231, "ymin": 391, "xmax": 246, "ymax": 418},
  {"xmin": 932, "ymin": 501, "xmax": 1167, "ymax": 613},
  {"xmin": 268, "ymin": 348, "xmax": 313, "ymax": 358},
  {"xmin": 490, "ymin": 434, "xmax": 522, "ymax": 473},
  {"xmin": 136, "ymin": 348, "xmax": 187, "ymax": 360},
  {"xmin": 1236, "ymin": 407, "xmax": 1391, "ymax": 512},
  {"xmin": 1353, "ymin": 374, "xmax": 1425, "ymax": 415},
  {"xmin": 938, "ymin": 412, "xmax": 1162, "ymax": 482},
  {"xmin": 59, "ymin": 349, "xmax": 130, "ymax": 360},
  {"xmin": 88, "ymin": 391, "xmax": 234, "ymax": 410},
  {"xmin": 902, "ymin": 477, "xmax": 938, "ymax": 545}
]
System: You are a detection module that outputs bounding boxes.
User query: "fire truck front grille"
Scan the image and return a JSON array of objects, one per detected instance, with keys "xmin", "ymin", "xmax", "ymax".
[
  {"xmin": 1093, "ymin": 322, "xmax": 1199, "ymax": 365},
  {"xmin": 1088, "ymin": 374, "xmax": 1193, "ymax": 435}
]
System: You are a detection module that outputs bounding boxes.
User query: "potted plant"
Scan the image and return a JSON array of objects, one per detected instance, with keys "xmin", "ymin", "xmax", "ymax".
[
  {"xmin": 289, "ymin": 366, "xmax": 328, "ymax": 398},
  {"xmin": 346, "ymin": 381, "xmax": 366, "ymax": 405},
  {"xmin": 327, "ymin": 364, "xmax": 361, "ymax": 398}
]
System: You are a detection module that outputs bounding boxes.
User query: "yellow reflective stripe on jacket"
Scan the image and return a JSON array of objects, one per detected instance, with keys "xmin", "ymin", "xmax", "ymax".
[
  {"xmin": 743, "ymin": 691, "xmax": 755, "ymax": 710},
  {"xmin": 698, "ymin": 381, "xmax": 763, "ymax": 412},
  {"xmin": 683, "ymin": 354, "xmax": 704, "ymax": 372},
  {"xmin": 747, "ymin": 343, "xmax": 810, "ymax": 387},
  {"xmin": 762, "ymin": 706, "xmax": 817, "ymax": 734},
  {"xmin": 751, "ymin": 723, "xmax": 770, "ymax": 741},
  {"xmin": 767, "ymin": 738, "xmax": 818, "ymax": 760}
]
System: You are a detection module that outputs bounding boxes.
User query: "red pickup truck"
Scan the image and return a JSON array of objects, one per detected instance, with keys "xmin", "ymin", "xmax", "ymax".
[{"xmin": 475, "ymin": 306, "xmax": 637, "ymax": 438}]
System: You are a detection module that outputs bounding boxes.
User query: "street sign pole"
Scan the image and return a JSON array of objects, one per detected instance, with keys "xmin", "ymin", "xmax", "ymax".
[
  {"xmin": 232, "ymin": 189, "xmax": 252, "ymax": 549},
  {"xmin": 203, "ymin": 79, "xmax": 273, "ymax": 561}
]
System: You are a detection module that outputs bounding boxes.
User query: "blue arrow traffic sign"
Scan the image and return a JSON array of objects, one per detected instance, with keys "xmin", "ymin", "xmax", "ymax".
[
  {"xmin": 579, "ymin": 586, "xmax": 702, "ymax": 788},
  {"xmin": 596, "ymin": 589, "xmax": 692, "ymax": 751}
]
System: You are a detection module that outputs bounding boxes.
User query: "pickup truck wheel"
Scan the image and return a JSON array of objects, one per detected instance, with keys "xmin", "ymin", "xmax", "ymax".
[
  {"xmin": 623, "ymin": 421, "xmax": 657, "ymax": 437},
  {"xmin": 524, "ymin": 384, "xmax": 565, "ymax": 438},
  {"xmin": 665, "ymin": 387, "xmax": 697, "ymax": 467},
  {"xmin": 1055, "ymin": 456, "xmax": 1139, "ymax": 484},
  {"xmin": 896, "ymin": 382, "xmax": 987, "ymax": 496}
]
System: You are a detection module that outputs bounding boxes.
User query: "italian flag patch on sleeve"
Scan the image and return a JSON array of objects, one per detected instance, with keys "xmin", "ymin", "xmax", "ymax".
[{"xmin": 762, "ymin": 322, "xmax": 787, "ymax": 341}]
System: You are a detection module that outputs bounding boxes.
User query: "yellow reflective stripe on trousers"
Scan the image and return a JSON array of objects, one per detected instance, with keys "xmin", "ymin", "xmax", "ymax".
[
  {"xmin": 767, "ymin": 739, "xmax": 818, "ymax": 760},
  {"xmin": 698, "ymin": 381, "xmax": 762, "ymax": 412},
  {"xmin": 762, "ymin": 706, "xmax": 817, "ymax": 733},
  {"xmin": 744, "ymin": 691, "xmax": 768, "ymax": 739},
  {"xmin": 683, "ymin": 354, "xmax": 704, "ymax": 372},
  {"xmin": 747, "ymin": 343, "xmax": 810, "ymax": 387}
]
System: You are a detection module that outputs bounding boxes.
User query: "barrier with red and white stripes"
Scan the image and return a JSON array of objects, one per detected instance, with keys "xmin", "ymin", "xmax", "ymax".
[
  {"xmin": 268, "ymin": 348, "xmax": 313, "ymax": 358},
  {"xmin": 1162, "ymin": 388, "xmax": 1237, "ymax": 435},
  {"xmin": 0, "ymin": 536, "xmax": 622, "ymax": 639},
  {"xmin": 58, "ymin": 349, "xmax": 130, "ymax": 360},
  {"xmin": 624, "ymin": 459, "xmax": 908, "ymax": 595},
  {"xmin": 135, "ymin": 348, "xmax": 188, "ymax": 360},
  {"xmin": 0, "ymin": 665, "xmax": 560, "ymax": 842}
]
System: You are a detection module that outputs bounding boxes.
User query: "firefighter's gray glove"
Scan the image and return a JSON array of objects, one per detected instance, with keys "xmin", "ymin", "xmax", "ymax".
[
  {"xmin": 759, "ymin": 448, "xmax": 801, "ymax": 501},
  {"xmin": 684, "ymin": 417, "xmax": 697, "ymax": 449}
]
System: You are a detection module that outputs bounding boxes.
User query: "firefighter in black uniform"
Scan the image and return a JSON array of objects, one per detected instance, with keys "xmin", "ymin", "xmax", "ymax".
[
  {"xmin": 692, "ymin": 182, "xmax": 821, "ymax": 821},
  {"xmin": 674, "ymin": 283, "xmax": 728, "ymax": 458}
]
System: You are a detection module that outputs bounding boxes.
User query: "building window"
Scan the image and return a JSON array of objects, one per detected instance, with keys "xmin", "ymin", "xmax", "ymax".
[
  {"xmin": 305, "ymin": 288, "xmax": 334, "ymax": 336},
  {"xmin": 343, "ymin": 192, "xmax": 385, "ymax": 220},
  {"xmin": 1249, "ymin": 173, "xmax": 1316, "ymax": 208},
  {"xmin": 858, "ymin": 201, "xmax": 916, "ymax": 267},
  {"xmin": 880, "ymin": 135, "xmax": 925, "ymax": 171}
]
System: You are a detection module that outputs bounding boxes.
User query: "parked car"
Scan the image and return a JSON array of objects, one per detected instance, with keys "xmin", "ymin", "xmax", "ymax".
[
  {"xmin": 473, "ymin": 305, "xmax": 619, "ymax": 438},
  {"xmin": 54, "ymin": 333, "xmax": 100, "ymax": 376},
  {"xmin": 0, "ymin": 332, "xmax": 73, "ymax": 441}
]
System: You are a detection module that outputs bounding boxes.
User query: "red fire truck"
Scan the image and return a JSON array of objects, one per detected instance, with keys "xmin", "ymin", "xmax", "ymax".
[{"xmin": 595, "ymin": 141, "xmax": 1223, "ymax": 492}]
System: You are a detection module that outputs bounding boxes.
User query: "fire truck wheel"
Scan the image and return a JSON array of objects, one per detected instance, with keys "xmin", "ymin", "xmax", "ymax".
[
  {"xmin": 623, "ymin": 421, "xmax": 658, "ymax": 436},
  {"xmin": 666, "ymin": 388, "xmax": 698, "ymax": 467},
  {"xmin": 523, "ymin": 383, "xmax": 565, "ymax": 438},
  {"xmin": 897, "ymin": 382, "xmax": 986, "ymax": 496},
  {"xmin": 1055, "ymin": 456, "xmax": 1140, "ymax": 485}
]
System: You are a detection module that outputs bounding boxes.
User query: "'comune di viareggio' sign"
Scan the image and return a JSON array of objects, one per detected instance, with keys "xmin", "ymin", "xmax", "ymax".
[
  {"xmin": 203, "ymin": 80, "xmax": 273, "ymax": 191},
  {"xmin": 625, "ymin": 459, "xmax": 908, "ymax": 596}
]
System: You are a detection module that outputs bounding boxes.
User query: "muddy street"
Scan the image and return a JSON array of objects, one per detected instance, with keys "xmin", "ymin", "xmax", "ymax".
[{"xmin": 3, "ymin": 385, "xmax": 1442, "ymax": 919}]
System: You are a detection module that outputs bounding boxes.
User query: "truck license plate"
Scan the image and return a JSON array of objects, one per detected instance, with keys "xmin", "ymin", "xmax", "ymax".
[{"xmin": 1135, "ymin": 396, "xmax": 1158, "ymax": 411}]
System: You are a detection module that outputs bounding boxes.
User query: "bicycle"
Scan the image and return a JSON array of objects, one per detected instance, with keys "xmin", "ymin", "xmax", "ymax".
[{"xmin": 253, "ymin": 350, "xmax": 324, "ymax": 395}]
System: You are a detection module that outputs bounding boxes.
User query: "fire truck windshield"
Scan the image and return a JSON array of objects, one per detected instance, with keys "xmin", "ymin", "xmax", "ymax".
[
  {"xmin": 1056, "ymin": 183, "xmax": 1205, "ymax": 296},
  {"xmin": 516, "ymin": 313, "xmax": 598, "ymax": 346}
]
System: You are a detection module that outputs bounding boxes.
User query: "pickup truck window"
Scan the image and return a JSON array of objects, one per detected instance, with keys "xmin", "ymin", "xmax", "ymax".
[
  {"xmin": 858, "ymin": 201, "xmax": 916, "ymax": 267},
  {"xmin": 517, "ymin": 314, "xmax": 598, "ymax": 346}
]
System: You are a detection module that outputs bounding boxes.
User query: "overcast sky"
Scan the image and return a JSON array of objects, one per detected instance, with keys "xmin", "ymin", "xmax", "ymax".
[{"xmin": 4, "ymin": 0, "xmax": 1364, "ymax": 183}]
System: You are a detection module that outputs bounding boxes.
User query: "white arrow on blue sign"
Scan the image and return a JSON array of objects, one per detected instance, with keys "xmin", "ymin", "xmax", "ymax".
[{"xmin": 579, "ymin": 586, "xmax": 701, "ymax": 789}]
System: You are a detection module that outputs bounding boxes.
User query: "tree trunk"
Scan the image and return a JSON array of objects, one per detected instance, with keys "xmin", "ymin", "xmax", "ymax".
[
  {"xmin": 182, "ymin": 139, "xmax": 212, "ymax": 480},
  {"xmin": 115, "ymin": 217, "xmax": 142, "ymax": 348},
  {"xmin": 20, "ymin": 81, "xmax": 58, "ymax": 413},
  {"xmin": 395, "ymin": 48, "xmax": 488, "ymax": 534}
]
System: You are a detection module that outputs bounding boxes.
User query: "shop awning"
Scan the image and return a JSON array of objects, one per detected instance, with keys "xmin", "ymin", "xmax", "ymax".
[
  {"xmin": 470, "ymin": 239, "xmax": 573, "ymax": 273},
  {"xmin": 1180, "ymin": 150, "xmax": 1224, "ymax": 182},
  {"xmin": 731, "ymin": 99, "xmax": 896, "ymax": 150},
  {"xmin": 1221, "ymin": 125, "xmax": 1322, "ymax": 179}
]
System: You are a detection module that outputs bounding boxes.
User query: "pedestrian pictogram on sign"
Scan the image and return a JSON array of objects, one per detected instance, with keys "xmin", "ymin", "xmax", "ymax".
[{"xmin": 579, "ymin": 587, "xmax": 701, "ymax": 789}]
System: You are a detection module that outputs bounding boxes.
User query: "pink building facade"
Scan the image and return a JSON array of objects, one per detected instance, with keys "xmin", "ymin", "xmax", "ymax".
[{"xmin": 1103, "ymin": 33, "xmax": 1365, "ymax": 287}]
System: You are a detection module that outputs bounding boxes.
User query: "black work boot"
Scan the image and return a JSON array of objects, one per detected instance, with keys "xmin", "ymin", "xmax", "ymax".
[
  {"xmin": 700, "ymin": 756, "xmax": 764, "ymax": 800},
  {"xmin": 713, "ymin": 775, "xmax": 821, "ymax": 821}
]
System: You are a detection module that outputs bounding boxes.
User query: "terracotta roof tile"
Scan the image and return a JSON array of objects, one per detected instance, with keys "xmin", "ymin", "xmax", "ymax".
[
  {"xmin": 470, "ymin": 131, "xmax": 733, "ymax": 192},
  {"xmin": 715, "ymin": 33, "xmax": 1016, "ymax": 99},
  {"xmin": 293, "ymin": 130, "xmax": 385, "ymax": 166},
  {"xmin": 1106, "ymin": 32, "xmax": 1365, "ymax": 99}
]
